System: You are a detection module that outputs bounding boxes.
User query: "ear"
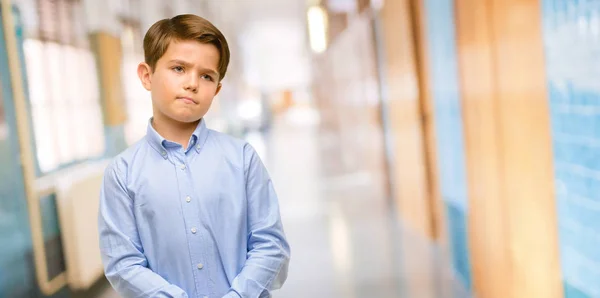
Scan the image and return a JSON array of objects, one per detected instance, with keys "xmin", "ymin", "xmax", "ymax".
[
  {"xmin": 215, "ymin": 82, "xmax": 222, "ymax": 96},
  {"xmin": 137, "ymin": 62, "xmax": 153, "ymax": 91}
]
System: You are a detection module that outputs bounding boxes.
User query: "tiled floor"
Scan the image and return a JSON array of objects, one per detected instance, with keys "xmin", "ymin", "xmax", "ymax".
[
  {"xmin": 265, "ymin": 111, "xmax": 469, "ymax": 298},
  {"xmin": 88, "ymin": 110, "xmax": 469, "ymax": 298}
]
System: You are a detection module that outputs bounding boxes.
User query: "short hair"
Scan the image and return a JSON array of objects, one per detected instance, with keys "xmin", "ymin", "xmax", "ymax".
[{"xmin": 143, "ymin": 14, "xmax": 230, "ymax": 81}]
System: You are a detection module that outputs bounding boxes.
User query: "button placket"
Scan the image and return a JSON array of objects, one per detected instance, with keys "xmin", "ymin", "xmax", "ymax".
[
  {"xmin": 177, "ymin": 152, "xmax": 208, "ymax": 293},
  {"xmin": 174, "ymin": 151, "xmax": 186, "ymax": 171}
]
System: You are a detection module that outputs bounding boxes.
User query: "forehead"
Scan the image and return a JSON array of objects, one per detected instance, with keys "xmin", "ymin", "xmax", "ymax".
[{"xmin": 160, "ymin": 39, "xmax": 220, "ymax": 67}]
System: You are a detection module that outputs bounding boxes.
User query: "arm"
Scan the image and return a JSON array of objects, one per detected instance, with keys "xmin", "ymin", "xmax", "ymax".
[
  {"xmin": 224, "ymin": 144, "xmax": 291, "ymax": 298},
  {"xmin": 98, "ymin": 162, "xmax": 188, "ymax": 298}
]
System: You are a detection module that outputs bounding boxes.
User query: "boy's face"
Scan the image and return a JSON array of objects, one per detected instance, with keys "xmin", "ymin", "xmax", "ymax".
[{"xmin": 138, "ymin": 40, "xmax": 222, "ymax": 124}]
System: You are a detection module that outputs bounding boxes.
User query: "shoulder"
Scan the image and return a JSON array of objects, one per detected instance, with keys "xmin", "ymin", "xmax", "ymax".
[
  {"xmin": 206, "ymin": 129, "xmax": 260, "ymax": 171},
  {"xmin": 207, "ymin": 129, "xmax": 248, "ymax": 154},
  {"xmin": 103, "ymin": 139, "xmax": 148, "ymax": 182}
]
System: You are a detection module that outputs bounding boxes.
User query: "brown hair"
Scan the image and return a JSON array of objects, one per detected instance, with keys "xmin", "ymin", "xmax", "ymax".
[{"xmin": 143, "ymin": 14, "xmax": 230, "ymax": 81}]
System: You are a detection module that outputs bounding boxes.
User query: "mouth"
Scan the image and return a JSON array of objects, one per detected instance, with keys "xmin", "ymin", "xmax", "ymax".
[{"xmin": 177, "ymin": 97, "xmax": 197, "ymax": 104}]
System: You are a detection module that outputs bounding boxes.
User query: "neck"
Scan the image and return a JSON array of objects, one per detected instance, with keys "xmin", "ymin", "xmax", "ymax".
[{"xmin": 152, "ymin": 114, "xmax": 199, "ymax": 150}]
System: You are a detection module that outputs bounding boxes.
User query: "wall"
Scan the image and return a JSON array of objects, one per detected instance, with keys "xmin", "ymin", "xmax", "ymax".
[
  {"xmin": 542, "ymin": 1, "xmax": 600, "ymax": 297},
  {"xmin": 0, "ymin": 5, "xmax": 69, "ymax": 298},
  {"xmin": 0, "ymin": 6, "xmax": 32, "ymax": 297},
  {"xmin": 422, "ymin": 0, "xmax": 471, "ymax": 289},
  {"xmin": 312, "ymin": 10, "xmax": 388, "ymax": 188},
  {"xmin": 455, "ymin": 0, "xmax": 562, "ymax": 297},
  {"xmin": 379, "ymin": 0, "xmax": 433, "ymax": 239}
]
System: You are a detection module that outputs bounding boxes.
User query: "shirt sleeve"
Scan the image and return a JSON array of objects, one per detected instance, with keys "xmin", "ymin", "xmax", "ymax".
[
  {"xmin": 98, "ymin": 161, "xmax": 189, "ymax": 298},
  {"xmin": 226, "ymin": 144, "xmax": 291, "ymax": 298}
]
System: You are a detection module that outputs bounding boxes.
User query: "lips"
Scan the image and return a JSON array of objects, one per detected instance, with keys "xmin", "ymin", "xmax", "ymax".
[{"xmin": 177, "ymin": 97, "xmax": 197, "ymax": 104}]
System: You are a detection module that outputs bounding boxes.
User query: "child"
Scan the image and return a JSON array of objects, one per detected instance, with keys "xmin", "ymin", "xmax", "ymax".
[{"xmin": 98, "ymin": 14, "xmax": 290, "ymax": 298}]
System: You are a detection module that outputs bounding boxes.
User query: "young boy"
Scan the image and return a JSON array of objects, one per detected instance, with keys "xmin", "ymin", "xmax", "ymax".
[{"xmin": 98, "ymin": 14, "xmax": 290, "ymax": 298}]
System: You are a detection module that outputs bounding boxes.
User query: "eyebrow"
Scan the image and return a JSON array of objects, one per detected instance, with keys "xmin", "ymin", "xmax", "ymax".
[{"xmin": 168, "ymin": 59, "xmax": 218, "ymax": 76}]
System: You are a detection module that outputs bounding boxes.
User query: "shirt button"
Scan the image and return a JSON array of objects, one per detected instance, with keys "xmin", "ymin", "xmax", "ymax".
[
  {"xmin": 191, "ymin": 227, "xmax": 197, "ymax": 234},
  {"xmin": 161, "ymin": 150, "xmax": 167, "ymax": 156},
  {"xmin": 197, "ymin": 263, "xmax": 204, "ymax": 270},
  {"xmin": 197, "ymin": 145, "xmax": 201, "ymax": 150},
  {"xmin": 180, "ymin": 164, "xmax": 186, "ymax": 170},
  {"xmin": 186, "ymin": 196, "xmax": 191, "ymax": 203}
]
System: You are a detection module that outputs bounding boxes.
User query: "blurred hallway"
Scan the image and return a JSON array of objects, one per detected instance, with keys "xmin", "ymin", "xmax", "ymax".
[
  {"xmin": 3, "ymin": 0, "xmax": 598, "ymax": 297},
  {"xmin": 243, "ymin": 108, "xmax": 469, "ymax": 298}
]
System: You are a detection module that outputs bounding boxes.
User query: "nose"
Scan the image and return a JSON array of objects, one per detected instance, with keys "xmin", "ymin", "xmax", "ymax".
[{"xmin": 184, "ymin": 75, "xmax": 199, "ymax": 93}]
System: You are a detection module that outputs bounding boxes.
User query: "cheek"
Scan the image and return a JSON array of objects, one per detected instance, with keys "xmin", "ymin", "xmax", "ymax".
[
  {"xmin": 158, "ymin": 74, "xmax": 180, "ymax": 93},
  {"xmin": 151, "ymin": 70, "xmax": 174, "ymax": 87},
  {"xmin": 200, "ymin": 82, "xmax": 218, "ymax": 95}
]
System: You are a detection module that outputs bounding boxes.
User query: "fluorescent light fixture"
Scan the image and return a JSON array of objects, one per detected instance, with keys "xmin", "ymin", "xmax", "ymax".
[{"xmin": 307, "ymin": 5, "xmax": 328, "ymax": 53}]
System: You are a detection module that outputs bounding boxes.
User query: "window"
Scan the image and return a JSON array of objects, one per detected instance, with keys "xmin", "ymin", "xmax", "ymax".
[
  {"xmin": 22, "ymin": 0, "xmax": 105, "ymax": 174},
  {"xmin": 121, "ymin": 22, "xmax": 152, "ymax": 145}
]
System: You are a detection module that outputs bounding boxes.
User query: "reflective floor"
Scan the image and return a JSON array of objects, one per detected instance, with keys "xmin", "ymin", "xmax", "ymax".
[{"xmin": 86, "ymin": 108, "xmax": 469, "ymax": 298}]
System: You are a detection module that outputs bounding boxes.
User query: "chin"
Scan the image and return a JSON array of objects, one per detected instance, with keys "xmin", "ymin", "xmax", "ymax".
[
  {"xmin": 170, "ymin": 114, "xmax": 203, "ymax": 123},
  {"xmin": 156, "ymin": 105, "xmax": 204, "ymax": 123}
]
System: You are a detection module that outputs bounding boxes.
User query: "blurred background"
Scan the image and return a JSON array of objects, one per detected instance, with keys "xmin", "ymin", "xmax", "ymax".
[{"xmin": 0, "ymin": 0, "xmax": 596, "ymax": 297}]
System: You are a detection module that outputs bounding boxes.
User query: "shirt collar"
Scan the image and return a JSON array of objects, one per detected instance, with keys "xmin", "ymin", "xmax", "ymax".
[{"xmin": 146, "ymin": 117, "xmax": 209, "ymax": 158}]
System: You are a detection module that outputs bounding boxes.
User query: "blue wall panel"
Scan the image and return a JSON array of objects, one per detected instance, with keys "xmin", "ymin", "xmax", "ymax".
[
  {"xmin": 0, "ymin": 6, "xmax": 39, "ymax": 298},
  {"xmin": 0, "ymin": 6, "xmax": 72, "ymax": 298},
  {"xmin": 423, "ymin": 0, "xmax": 472, "ymax": 290},
  {"xmin": 542, "ymin": 1, "xmax": 600, "ymax": 297}
]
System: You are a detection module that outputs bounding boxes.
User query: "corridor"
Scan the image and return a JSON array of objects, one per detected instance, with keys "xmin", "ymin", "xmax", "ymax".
[
  {"xmin": 86, "ymin": 108, "xmax": 469, "ymax": 298},
  {"xmin": 2, "ymin": 0, "xmax": 585, "ymax": 297},
  {"xmin": 256, "ymin": 109, "xmax": 470, "ymax": 298}
]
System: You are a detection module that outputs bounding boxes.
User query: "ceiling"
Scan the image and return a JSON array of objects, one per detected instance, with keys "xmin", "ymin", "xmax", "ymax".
[{"xmin": 207, "ymin": 0, "xmax": 314, "ymax": 93}]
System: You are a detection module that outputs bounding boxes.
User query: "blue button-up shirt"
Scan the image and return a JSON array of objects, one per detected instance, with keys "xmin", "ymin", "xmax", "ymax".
[{"xmin": 98, "ymin": 119, "xmax": 290, "ymax": 298}]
